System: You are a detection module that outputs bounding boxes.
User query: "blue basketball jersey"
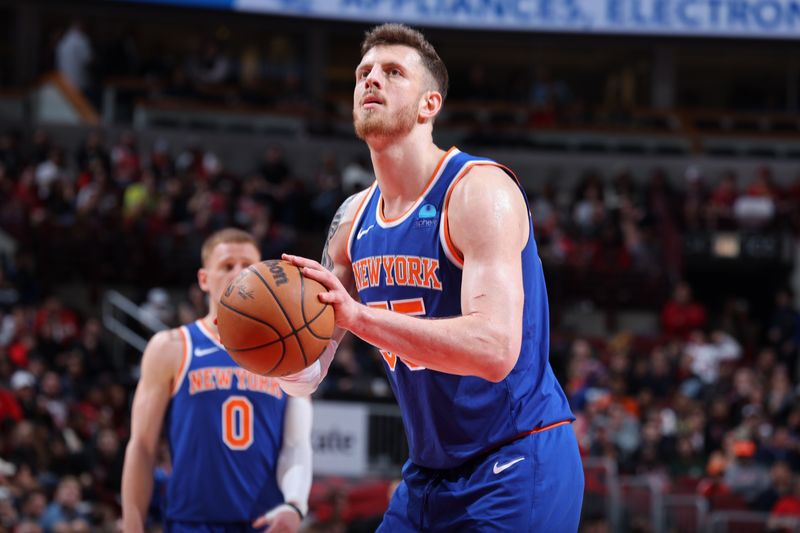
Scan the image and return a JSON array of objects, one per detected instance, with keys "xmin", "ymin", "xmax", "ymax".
[
  {"xmin": 165, "ymin": 320, "xmax": 287, "ymax": 522},
  {"xmin": 348, "ymin": 147, "xmax": 574, "ymax": 470}
]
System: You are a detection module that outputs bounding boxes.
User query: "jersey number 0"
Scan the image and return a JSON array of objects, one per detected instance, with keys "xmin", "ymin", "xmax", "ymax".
[{"xmin": 222, "ymin": 396, "xmax": 254, "ymax": 450}]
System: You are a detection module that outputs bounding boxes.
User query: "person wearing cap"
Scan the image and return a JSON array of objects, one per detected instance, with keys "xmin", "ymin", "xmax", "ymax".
[
  {"xmin": 724, "ymin": 438, "xmax": 770, "ymax": 504},
  {"xmin": 9, "ymin": 370, "xmax": 36, "ymax": 419}
]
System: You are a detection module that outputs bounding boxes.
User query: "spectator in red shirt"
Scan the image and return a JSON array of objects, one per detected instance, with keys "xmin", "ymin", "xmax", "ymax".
[
  {"xmin": 661, "ymin": 281, "xmax": 708, "ymax": 340},
  {"xmin": 768, "ymin": 475, "xmax": 800, "ymax": 531},
  {"xmin": 33, "ymin": 297, "xmax": 79, "ymax": 355}
]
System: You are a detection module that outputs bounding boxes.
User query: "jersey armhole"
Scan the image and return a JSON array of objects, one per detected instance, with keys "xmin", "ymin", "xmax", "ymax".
[
  {"xmin": 439, "ymin": 162, "xmax": 523, "ymax": 270},
  {"xmin": 171, "ymin": 326, "xmax": 192, "ymax": 396},
  {"xmin": 346, "ymin": 183, "xmax": 378, "ymax": 263}
]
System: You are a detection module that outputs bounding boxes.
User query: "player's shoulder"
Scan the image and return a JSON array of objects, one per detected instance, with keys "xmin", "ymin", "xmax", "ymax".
[
  {"xmin": 447, "ymin": 163, "xmax": 529, "ymax": 244},
  {"xmin": 331, "ymin": 187, "xmax": 372, "ymax": 243},
  {"xmin": 322, "ymin": 188, "xmax": 372, "ymax": 270},
  {"xmin": 450, "ymin": 163, "xmax": 524, "ymax": 210},
  {"xmin": 341, "ymin": 187, "xmax": 372, "ymax": 222},
  {"xmin": 142, "ymin": 327, "xmax": 187, "ymax": 368},
  {"xmin": 460, "ymin": 163, "xmax": 517, "ymax": 191},
  {"xmin": 149, "ymin": 326, "xmax": 186, "ymax": 349}
]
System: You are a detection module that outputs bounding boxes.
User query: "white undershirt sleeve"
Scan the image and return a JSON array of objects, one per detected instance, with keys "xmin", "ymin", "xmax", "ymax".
[
  {"xmin": 275, "ymin": 340, "xmax": 338, "ymax": 397},
  {"xmin": 275, "ymin": 395, "xmax": 313, "ymax": 516}
]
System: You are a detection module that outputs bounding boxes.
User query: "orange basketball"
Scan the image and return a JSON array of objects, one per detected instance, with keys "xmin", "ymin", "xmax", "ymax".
[{"xmin": 217, "ymin": 259, "xmax": 334, "ymax": 377}]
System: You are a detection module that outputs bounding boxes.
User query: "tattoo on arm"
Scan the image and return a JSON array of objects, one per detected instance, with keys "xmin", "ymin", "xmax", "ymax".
[{"xmin": 321, "ymin": 194, "xmax": 357, "ymax": 271}]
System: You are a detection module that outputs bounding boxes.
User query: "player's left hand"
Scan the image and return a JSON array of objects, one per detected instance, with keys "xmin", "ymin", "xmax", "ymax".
[
  {"xmin": 282, "ymin": 253, "xmax": 360, "ymax": 331},
  {"xmin": 252, "ymin": 503, "xmax": 301, "ymax": 532}
]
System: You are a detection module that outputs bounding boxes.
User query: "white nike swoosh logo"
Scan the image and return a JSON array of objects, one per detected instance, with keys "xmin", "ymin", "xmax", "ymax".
[
  {"xmin": 194, "ymin": 346, "xmax": 219, "ymax": 357},
  {"xmin": 357, "ymin": 224, "xmax": 375, "ymax": 240},
  {"xmin": 492, "ymin": 457, "xmax": 525, "ymax": 474}
]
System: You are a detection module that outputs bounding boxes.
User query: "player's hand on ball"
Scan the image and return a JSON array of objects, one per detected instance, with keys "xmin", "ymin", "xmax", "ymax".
[
  {"xmin": 252, "ymin": 503, "xmax": 301, "ymax": 533},
  {"xmin": 282, "ymin": 253, "xmax": 359, "ymax": 330}
]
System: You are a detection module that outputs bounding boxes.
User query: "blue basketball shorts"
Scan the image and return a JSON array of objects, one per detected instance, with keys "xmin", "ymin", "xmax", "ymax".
[{"xmin": 377, "ymin": 423, "xmax": 584, "ymax": 532}]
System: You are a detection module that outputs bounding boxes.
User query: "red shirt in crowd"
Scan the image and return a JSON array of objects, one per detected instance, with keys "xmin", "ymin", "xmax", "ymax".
[{"xmin": 661, "ymin": 300, "xmax": 707, "ymax": 339}]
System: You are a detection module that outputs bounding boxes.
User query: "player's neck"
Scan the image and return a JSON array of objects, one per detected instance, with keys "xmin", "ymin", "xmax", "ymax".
[
  {"xmin": 369, "ymin": 135, "xmax": 444, "ymax": 214},
  {"xmin": 200, "ymin": 314, "xmax": 219, "ymax": 338}
]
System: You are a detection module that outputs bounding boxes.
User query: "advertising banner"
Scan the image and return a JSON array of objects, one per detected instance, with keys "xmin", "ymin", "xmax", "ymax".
[
  {"xmin": 311, "ymin": 401, "xmax": 369, "ymax": 476},
  {"xmin": 209, "ymin": 0, "xmax": 800, "ymax": 39}
]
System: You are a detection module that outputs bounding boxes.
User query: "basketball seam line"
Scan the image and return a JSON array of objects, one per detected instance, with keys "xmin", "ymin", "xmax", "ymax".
[
  {"xmin": 218, "ymin": 299, "xmax": 287, "ymax": 373},
  {"xmin": 220, "ymin": 286, "xmax": 331, "ymax": 369},
  {"xmin": 226, "ymin": 322, "xmax": 332, "ymax": 352},
  {"xmin": 250, "ymin": 263, "xmax": 309, "ymax": 367},
  {"xmin": 219, "ymin": 299, "xmax": 283, "ymax": 338},
  {"xmin": 296, "ymin": 265, "xmax": 310, "ymax": 367},
  {"xmin": 298, "ymin": 263, "xmax": 330, "ymax": 333}
]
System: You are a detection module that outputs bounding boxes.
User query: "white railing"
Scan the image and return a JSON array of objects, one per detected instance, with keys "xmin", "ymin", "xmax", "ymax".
[
  {"xmin": 101, "ymin": 290, "xmax": 167, "ymax": 357},
  {"xmin": 664, "ymin": 494, "xmax": 709, "ymax": 532},
  {"xmin": 707, "ymin": 510, "xmax": 800, "ymax": 533},
  {"xmin": 619, "ymin": 474, "xmax": 666, "ymax": 533}
]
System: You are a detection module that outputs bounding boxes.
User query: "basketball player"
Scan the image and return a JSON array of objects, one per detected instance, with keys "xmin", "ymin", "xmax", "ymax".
[
  {"xmin": 122, "ymin": 228, "xmax": 312, "ymax": 533},
  {"xmin": 279, "ymin": 23, "xmax": 584, "ymax": 532}
]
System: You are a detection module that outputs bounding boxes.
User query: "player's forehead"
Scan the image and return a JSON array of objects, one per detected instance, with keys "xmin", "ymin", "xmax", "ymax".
[
  {"xmin": 358, "ymin": 44, "xmax": 424, "ymax": 71},
  {"xmin": 206, "ymin": 242, "xmax": 260, "ymax": 266}
]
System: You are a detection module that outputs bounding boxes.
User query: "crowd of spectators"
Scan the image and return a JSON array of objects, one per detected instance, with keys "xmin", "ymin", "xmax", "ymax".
[
  {"xmin": 0, "ymin": 278, "xmax": 126, "ymax": 531},
  {"xmin": 3, "ymin": 127, "xmax": 798, "ymax": 297},
  {"xmin": 0, "ymin": 128, "xmax": 360, "ymax": 291},
  {"xmin": 44, "ymin": 16, "xmax": 795, "ymax": 139},
  {"xmin": 47, "ymin": 21, "xmax": 597, "ymax": 129},
  {"xmin": 2, "ymin": 124, "xmax": 800, "ymax": 530},
  {"xmin": 570, "ymin": 280, "xmax": 800, "ymax": 530}
]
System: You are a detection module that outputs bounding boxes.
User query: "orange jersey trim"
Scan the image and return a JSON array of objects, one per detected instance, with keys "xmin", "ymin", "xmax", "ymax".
[
  {"xmin": 346, "ymin": 182, "xmax": 378, "ymax": 264},
  {"xmin": 377, "ymin": 146, "xmax": 457, "ymax": 225},
  {"xmin": 196, "ymin": 318, "xmax": 224, "ymax": 347},
  {"xmin": 172, "ymin": 326, "xmax": 191, "ymax": 396},
  {"xmin": 476, "ymin": 419, "xmax": 574, "ymax": 460},
  {"xmin": 523, "ymin": 419, "xmax": 572, "ymax": 437},
  {"xmin": 440, "ymin": 161, "xmax": 520, "ymax": 269}
]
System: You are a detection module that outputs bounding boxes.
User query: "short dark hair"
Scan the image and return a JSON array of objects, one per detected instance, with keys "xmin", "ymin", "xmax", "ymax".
[{"xmin": 361, "ymin": 23, "xmax": 449, "ymax": 101}]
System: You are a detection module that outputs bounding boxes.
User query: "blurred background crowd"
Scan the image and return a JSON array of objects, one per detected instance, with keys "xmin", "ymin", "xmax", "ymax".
[{"xmin": 1, "ymin": 0, "xmax": 800, "ymax": 531}]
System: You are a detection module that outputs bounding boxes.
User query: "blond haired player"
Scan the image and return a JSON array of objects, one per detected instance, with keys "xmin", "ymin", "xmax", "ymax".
[{"xmin": 122, "ymin": 228, "xmax": 313, "ymax": 533}]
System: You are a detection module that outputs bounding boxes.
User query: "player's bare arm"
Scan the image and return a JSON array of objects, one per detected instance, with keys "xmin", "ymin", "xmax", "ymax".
[
  {"xmin": 322, "ymin": 190, "xmax": 364, "ymax": 289},
  {"xmin": 121, "ymin": 328, "xmax": 184, "ymax": 532},
  {"xmin": 286, "ymin": 166, "xmax": 528, "ymax": 382}
]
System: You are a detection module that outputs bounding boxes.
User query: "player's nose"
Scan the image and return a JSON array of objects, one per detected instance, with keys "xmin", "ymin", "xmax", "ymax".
[{"xmin": 363, "ymin": 66, "xmax": 383, "ymax": 89}]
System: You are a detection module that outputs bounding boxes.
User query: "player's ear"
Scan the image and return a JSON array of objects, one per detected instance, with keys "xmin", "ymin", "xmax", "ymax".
[
  {"xmin": 419, "ymin": 90, "xmax": 442, "ymax": 121},
  {"xmin": 197, "ymin": 268, "xmax": 209, "ymax": 292}
]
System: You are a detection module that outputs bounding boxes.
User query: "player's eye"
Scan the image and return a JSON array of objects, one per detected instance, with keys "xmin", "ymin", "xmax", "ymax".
[{"xmin": 388, "ymin": 68, "xmax": 401, "ymax": 76}]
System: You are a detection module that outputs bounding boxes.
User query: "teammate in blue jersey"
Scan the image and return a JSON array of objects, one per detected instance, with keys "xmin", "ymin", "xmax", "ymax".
[
  {"xmin": 280, "ymin": 23, "xmax": 584, "ymax": 532},
  {"xmin": 122, "ymin": 228, "xmax": 312, "ymax": 533}
]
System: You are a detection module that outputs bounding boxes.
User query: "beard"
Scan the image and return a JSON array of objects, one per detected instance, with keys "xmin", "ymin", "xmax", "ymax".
[{"xmin": 353, "ymin": 98, "xmax": 418, "ymax": 141}]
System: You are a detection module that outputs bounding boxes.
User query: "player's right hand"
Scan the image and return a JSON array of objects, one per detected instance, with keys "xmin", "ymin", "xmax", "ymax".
[
  {"xmin": 252, "ymin": 503, "xmax": 302, "ymax": 533},
  {"xmin": 282, "ymin": 253, "xmax": 361, "ymax": 331}
]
